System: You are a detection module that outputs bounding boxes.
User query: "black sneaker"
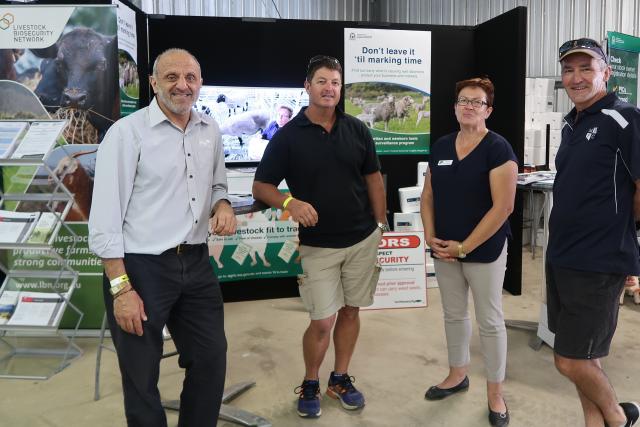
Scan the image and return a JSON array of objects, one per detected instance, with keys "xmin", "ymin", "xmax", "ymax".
[
  {"xmin": 326, "ymin": 372, "xmax": 365, "ymax": 410},
  {"xmin": 294, "ymin": 379, "xmax": 321, "ymax": 418},
  {"xmin": 621, "ymin": 402, "xmax": 640, "ymax": 427}
]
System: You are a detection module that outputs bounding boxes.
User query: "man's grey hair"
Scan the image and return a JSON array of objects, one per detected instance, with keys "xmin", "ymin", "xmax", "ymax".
[
  {"xmin": 152, "ymin": 48, "xmax": 201, "ymax": 78},
  {"xmin": 596, "ymin": 58, "xmax": 609, "ymax": 71}
]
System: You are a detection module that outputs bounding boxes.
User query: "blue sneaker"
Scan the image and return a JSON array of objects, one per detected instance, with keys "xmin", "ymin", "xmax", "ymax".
[
  {"xmin": 295, "ymin": 379, "xmax": 321, "ymax": 418},
  {"xmin": 326, "ymin": 371, "xmax": 365, "ymax": 410}
]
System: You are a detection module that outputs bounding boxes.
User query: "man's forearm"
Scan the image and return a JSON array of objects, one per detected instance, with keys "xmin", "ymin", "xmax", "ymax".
[
  {"xmin": 102, "ymin": 258, "xmax": 127, "ymax": 280},
  {"xmin": 253, "ymin": 181, "xmax": 288, "ymax": 209},
  {"xmin": 365, "ymin": 172, "xmax": 387, "ymax": 223}
]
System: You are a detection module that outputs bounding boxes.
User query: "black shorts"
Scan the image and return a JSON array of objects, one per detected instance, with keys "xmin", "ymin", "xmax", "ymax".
[{"xmin": 545, "ymin": 263, "xmax": 625, "ymax": 359}]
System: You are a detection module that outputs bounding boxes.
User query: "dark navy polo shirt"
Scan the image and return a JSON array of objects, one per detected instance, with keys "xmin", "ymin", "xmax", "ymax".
[
  {"xmin": 547, "ymin": 92, "xmax": 640, "ymax": 275},
  {"xmin": 254, "ymin": 107, "xmax": 380, "ymax": 248},
  {"xmin": 430, "ymin": 130, "xmax": 517, "ymax": 262}
]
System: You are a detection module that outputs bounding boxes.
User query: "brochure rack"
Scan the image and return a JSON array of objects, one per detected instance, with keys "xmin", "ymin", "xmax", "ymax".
[{"xmin": 0, "ymin": 119, "xmax": 83, "ymax": 380}]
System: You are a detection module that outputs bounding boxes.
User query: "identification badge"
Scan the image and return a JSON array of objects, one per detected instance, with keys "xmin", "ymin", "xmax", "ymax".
[{"xmin": 437, "ymin": 160, "xmax": 453, "ymax": 166}]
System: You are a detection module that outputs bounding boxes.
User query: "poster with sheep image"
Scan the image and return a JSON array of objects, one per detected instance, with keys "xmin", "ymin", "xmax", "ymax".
[
  {"xmin": 344, "ymin": 28, "xmax": 431, "ymax": 154},
  {"xmin": 113, "ymin": 0, "xmax": 140, "ymax": 116},
  {"xmin": 195, "ymin": 86, "xmax": 309, "ymax": 163}
]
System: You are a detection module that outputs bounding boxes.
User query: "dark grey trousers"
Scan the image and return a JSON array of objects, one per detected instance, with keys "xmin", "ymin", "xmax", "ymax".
[{"xmin": 103, "ymin": 244, "xmax": 227, "ymax": 427}]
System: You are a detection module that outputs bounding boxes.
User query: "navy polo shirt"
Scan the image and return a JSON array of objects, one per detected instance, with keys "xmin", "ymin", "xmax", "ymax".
[
  {"xmin": 254, "ymin": 107, "xmax": 380, "ymax": 248},
  {"xmin": 547, "ymin": 92, "xmax": 640, "ymax": 275},
  {"xmin": 430, "ymin": 130, "xmax": 517, "ymax": 262}
]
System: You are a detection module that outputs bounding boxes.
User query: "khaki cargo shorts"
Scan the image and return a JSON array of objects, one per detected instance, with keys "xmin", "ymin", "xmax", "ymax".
[{"xmin": 297, "ymin": 228, "xmax": 383, "ymax": 320}]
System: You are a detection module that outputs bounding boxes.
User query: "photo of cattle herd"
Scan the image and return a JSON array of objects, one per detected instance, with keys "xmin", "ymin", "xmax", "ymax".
[{"xmin": 345, "ymin": 82, "xmax": 430, "ymax": 133}]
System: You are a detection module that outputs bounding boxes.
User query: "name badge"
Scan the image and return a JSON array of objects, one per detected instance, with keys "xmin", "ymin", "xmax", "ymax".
[{"xmin": 437, "ymin": 160, "xmax": 453, "ymax": 166}]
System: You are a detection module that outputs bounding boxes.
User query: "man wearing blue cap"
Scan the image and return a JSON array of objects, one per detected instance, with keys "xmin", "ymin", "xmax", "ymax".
[{"xmin": 547, "ymin": 38, "xmax": 640, "ymax": 427}]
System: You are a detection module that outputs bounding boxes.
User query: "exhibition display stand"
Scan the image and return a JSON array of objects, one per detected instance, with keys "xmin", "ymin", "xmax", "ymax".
[{"xmin": 0, "ymin": 119, "xmax": 83, "ymax": 379}]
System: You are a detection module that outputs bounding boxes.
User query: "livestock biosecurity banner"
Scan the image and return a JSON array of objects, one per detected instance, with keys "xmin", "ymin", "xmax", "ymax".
[
  {"xmin": 344, "ymin": 28, "xmax": 431, "ymax": 154},
  {"xmin": 0, "ymin": 5, "xmax": 118, "ymax": 329},
  {"xmin": 608, "ymin": 31, "xmax": 640, "ymax": 107},
  {"xmin": 363, "ymin": 232, "xmax": 427, "ymax": 310},
  {"xmin": 113, "ymin": 0, "xmax": 139, "ymax": 116},
  {"xmin": 208, "ymin": 209, "xmax": 302, "ymax": 282}
]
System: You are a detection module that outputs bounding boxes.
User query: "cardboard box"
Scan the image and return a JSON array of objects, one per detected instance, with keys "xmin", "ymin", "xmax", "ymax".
[
  {"xmin": 393, "ymin": 212, "xmax": 423, "ymax": 232},
  {"xmin": 226, "ymin": 169, "xmax": 255, "ymax": 194},
  {"xmin": 535, "ymin": 78, "xmax": 555, "ymax": 98},
  {"xmin": 417, "ymin": 162, "xmax": 428, "ymax": 186},
  {"xmin": 398, "ymin": 186, "xmax": 422, "ymax": 213}
]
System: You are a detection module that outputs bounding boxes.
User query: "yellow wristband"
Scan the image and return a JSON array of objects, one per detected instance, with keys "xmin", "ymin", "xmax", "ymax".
[
  {"xmin": 282, "ymin": 195, "xmax": 294, "ymax": 209},
  {"xmin": 109, "ymin": 274, "xmax": 129, "ymax": 287}
]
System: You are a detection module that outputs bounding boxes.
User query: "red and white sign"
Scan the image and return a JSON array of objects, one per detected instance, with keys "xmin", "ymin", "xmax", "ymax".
[{"xmin": 364, "ymin": 231, "xmax": 427, "ymax": 310}]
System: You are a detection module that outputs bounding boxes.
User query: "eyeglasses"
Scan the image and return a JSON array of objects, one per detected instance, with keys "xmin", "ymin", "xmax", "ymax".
[
  {"xmin": 456, "ymin": 97, "xmax": 487, "ymax": 108},
  {"xmin": 558, "ymin": 38, "xmax": 606, "ymax": 60}
]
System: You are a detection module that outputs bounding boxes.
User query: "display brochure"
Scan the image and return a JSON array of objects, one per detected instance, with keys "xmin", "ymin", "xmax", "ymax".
[
  {"xmin": 0, "ymin": 121, "xmax": 28, "ymax": 159},
  {"xmin": 0, "ymin": 210, "xmax": 40, "ymax": 243},
  {"xmin": 26, "ymin": 212, "xmax": 58, "ymax": 244},
  {"xmin": 10, "ymin": 121, "xmax": 66, "ymax": 159},
  {"xmin": 0, "ymin": 290, "xmax": 20, "ymax": 325},
  {"xmin": 3, "ymin": 291, "xmax": 67, "ymax": 327}
]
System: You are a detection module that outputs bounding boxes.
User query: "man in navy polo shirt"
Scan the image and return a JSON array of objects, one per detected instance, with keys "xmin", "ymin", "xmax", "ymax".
[
  {"xmin": 547, "ymin": 38, "xmax": 640, "ymax": 427},
  {"xmin": 252, "ymin": 55, "xmax": 387, "ymax": 418}
]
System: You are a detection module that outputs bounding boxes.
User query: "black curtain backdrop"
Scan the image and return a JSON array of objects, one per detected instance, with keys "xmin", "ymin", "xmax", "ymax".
[
  {"xmin": 145, "ymin": 8, "xmax": 528, "ymax": 301},
  {"xmin": 475, "ymin": 7, "xmax": 527, "ymax": 295}
]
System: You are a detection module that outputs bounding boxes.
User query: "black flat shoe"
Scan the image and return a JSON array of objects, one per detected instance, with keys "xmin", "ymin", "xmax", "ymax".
[
  {"xmin": 424, "ymin": 376, "xmax": 469, "ymax": 401},
  {"xmin": 488, "ymin": 401, "xmax": 510, "ymax": 427}
]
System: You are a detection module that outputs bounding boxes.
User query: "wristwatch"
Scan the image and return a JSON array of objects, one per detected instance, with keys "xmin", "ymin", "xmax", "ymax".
[
  {"xmin": 457, "ymin": 243, "xmax": 467, "ymax": 259},
  {"xmin": 377, "ymin": 222, "xmax": 390, "ymax": 233}
]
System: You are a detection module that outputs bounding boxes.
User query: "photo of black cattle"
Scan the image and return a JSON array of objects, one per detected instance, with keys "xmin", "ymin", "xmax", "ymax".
[{"xmin": 0, "ymin": 6, "xmax": 119, "ymax": 144}]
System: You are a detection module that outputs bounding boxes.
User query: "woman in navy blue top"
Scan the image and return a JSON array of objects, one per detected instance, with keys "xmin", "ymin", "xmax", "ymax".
[{"xmin": 420, "ymin": 77, "xmax": 518, "ymax": 427}]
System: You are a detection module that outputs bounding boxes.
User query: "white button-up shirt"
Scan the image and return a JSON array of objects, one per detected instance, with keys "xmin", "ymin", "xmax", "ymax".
[{"xmin": 88, "ymin": 98, "xmax": 228, "ymax": 258}]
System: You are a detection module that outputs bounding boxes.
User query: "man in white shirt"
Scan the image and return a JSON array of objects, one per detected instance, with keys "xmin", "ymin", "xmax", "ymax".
[{"xmin": 88, "ymin": 48, "xmax": 236, "ymax": 427}]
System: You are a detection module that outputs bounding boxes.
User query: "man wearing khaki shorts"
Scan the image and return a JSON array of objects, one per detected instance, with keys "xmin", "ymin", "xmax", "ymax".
[{"xmin": 252, "ymin": 55, "xmax": 387, "ymax": 419}]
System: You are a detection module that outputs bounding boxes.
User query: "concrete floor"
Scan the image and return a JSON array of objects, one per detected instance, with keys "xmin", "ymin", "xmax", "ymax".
[{"xmin": 0, "ymin": 250, "xmax": 639, "ymax": 427}]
